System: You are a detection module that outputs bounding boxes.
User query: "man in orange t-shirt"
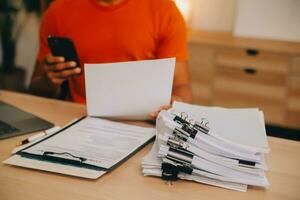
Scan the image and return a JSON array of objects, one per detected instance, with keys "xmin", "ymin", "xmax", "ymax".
[{"xmin": 30, "ymin": 0, "xmax": 192, "ymax": 119}]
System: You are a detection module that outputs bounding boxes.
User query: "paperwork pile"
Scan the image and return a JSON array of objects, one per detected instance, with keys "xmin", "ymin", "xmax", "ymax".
[{"xmin": 142, "ymin": 102, "xmax": 270, "ymax": 192}]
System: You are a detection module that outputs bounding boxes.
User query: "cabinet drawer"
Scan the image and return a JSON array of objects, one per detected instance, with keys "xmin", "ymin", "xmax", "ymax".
[
  {"xmin": 213, "ymin": 93, "xmax": 285, "ymax": 125},
  {"xmin": 188, "ymin": 44, "xmax": 215, "ymax": 105},
  {"xmin": 188, "ymin": 44, "xmax": 214, "ymax": 83},
  {"xmin": 191, "ymin": 82, "xmax": 211, "ymax": 105},
  {"xmin": 216, "ymin": 48, "xmax": 289, "ymax": 75},
  {"xmin": 212, "ymin": 66, "xmax": 286, "ymax": 124},
  {"xmin": 291, "ymin": 57, "xmax": 300, "ymax": 74},
  {"xmin": 286, "ymin": 75, "xmax": 300, "ymax": 128}
]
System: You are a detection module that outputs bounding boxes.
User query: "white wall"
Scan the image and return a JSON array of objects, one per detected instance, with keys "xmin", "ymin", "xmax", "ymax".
[
  {"xmin": 234, "ymin": 0, "xmax": 300, "ymax": 42},
  {"xmin": 190, "ymin": 0, "xmax": 237, "ymax": 32},
  {"xmin": 174, "ymin": 0, "xmax": 192, "ymax": 21}
]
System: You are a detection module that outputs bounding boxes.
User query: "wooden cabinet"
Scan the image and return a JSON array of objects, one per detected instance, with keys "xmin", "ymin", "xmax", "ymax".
[
  {"xmin": 188, "ymin": 44, "xmax": 214, "ymax": 105},
  {"xmin": 285, "ymin": 75, "xmax": 300, "ymax": 127},
  {"xmin": 291, "ymin": 57, "xmax": 300, "ymax": 74},
  {"xmin": 188, "ymin": 30, "xmax": 300, "ymax": 129}
]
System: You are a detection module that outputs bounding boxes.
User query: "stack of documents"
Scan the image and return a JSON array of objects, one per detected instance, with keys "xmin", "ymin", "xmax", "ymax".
[{"xmin": 142, "ymin": 102, "xmax": 270, "ymax": 192}]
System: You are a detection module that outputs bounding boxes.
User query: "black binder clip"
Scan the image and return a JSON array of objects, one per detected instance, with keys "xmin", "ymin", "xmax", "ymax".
[
  {"xmin": 173, "ymin": 112, "xmax": 190, "ymax": 126},
  {"xmin": 161, "ymin": 158, "xmax": 193, "ymax": 183},
  {"xmin": 173, "ymin": 127, "xmax": 190, "ymax": 142},
  {"xmin": 172, "ymin": 124, "xmax": 198, "ymax": 142},
  {"xmin": 181, "ymin": 123, "xmax": 198, "ymax": 139},
  {"xmin": 161, "ymin": 162, "xmax": 179, "ymax": 182},
  {"xmin": 167, "ymin": 137, "xmax": 188, "ymax": 149},
  {"xmin": 194, "ymin": 118, "xmax": 210, "ymax": 134},
  {"xmin": 173, "ymin": 113, "xmax": 210, "ymax": 137},
  {"xmin": 168, "ymin": 146, "xmax": 194, "ymax": 161}
]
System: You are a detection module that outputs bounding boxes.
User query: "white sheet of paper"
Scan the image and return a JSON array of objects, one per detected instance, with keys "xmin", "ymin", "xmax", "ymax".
[{"xmin": 85, "ymin": 58, "xmax": 175, "ymax": 120}]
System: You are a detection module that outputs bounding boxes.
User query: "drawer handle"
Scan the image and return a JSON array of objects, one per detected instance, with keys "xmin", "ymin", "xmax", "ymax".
[
  {"xmin": 244, "ymin": 68, "xmax": 257, "ymax": 75},
  {"xmin": 246, "ymin": 49, "xmax": 259, "ymax": 56}
]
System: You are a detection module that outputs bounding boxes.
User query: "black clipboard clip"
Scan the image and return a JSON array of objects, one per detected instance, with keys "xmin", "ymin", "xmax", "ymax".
[{"xmin": 43, "ymin": 151, "xmax": 87, "ymax": 164}]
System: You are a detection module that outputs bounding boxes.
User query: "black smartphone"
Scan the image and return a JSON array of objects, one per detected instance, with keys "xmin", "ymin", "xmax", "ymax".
[{"xmin": 47, "ymin": 36, "xmax": 80, "ymax": 67}]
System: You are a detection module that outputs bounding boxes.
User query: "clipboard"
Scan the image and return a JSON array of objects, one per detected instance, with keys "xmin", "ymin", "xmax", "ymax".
[{"xmin": 4, "ymin": 117, "xmax": 155, "ymax": 178}]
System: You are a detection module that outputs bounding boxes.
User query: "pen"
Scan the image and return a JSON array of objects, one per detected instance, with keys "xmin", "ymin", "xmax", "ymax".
[
  {"xmin": 17, "ymin": 132, "xmax": 47, "ymax": 146},
  {"xmin": 16, "ymin": 121, "xmax": 74, "ymax": 147}
]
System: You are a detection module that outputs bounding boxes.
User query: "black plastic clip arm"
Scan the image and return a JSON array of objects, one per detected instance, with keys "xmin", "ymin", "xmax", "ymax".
[{"xmin": 161, "ymin": 158, "xmax": 193, "ymax": 181}]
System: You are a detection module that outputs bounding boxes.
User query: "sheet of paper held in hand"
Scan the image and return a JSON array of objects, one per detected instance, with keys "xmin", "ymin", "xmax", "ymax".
[
  {"xmin": 20, "ymin": 117, "xmax": 155, "ymax": 169},
  {"xmin": 85, "ymin": 58, "xmax": 175, "ymax": 120}
]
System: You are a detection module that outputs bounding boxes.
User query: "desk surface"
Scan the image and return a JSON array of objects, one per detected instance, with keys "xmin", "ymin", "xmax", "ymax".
[{"xmin": 0, "ymin": 90, "xmax": 299, "ymax": 200}]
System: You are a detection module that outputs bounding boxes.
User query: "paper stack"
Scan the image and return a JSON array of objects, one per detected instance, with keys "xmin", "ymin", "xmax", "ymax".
[{"xmin": 141, "ymin": 102, "xmax": 270, "ymax": 192}]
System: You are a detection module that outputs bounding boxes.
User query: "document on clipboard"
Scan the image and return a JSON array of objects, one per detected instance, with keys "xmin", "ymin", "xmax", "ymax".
[{"xmin": 4, "ymin": 117, "xmax": 155, "ymax": 178}]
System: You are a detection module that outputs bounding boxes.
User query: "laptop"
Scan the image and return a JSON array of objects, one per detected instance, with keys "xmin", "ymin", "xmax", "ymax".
[{"xmin": 0, "ymin": 101, "xmax": 54, "ymax": 139}]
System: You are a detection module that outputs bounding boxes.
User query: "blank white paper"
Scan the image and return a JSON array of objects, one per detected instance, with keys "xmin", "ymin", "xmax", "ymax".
[{"xmin": 85, "ymin": 58, "xmax": 175, "ymax": 120}]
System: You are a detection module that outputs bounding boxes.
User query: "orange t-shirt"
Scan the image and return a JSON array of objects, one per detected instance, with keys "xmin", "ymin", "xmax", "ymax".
[{"xmin": 38, "ymin": 0, "xmax": 188, "ymax": 104}]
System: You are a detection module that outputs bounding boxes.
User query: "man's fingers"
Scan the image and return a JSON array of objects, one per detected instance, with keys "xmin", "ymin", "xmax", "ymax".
[
  {"xmin": 44, "ymin": 54, "xmax": 81, "ymax": 86},
  {"xmin": 148, "ymin": 104, "xmax": 172, "ymax": 120},
  {"xmin": 45, "ymin": 54, "xmax": 65, "ymax": 64},
  {"xmin": 46, "ymin": 61, "xmax": 77, "ymax": 71},
  {"xmin": 48, "ymin": 67, "xmax": 81, "ymax": 79},
  {"xmin": 148, "ymin": 112, "xmax": 158, "ymax": 120},
  {"xmin": 159, "ymin": 105, "xmax": 171, "ymax": 110}
]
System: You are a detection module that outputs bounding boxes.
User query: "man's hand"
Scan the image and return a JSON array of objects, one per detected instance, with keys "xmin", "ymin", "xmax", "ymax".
[
  {"xmin": 148, "ymin": 61, "xmax": 192, "ymax": 120},
  {"xmin": 29, "ymin": 54, "xmax": 81, "ymax": 98},
  {"xmin": 148, "ymin": 105, "xmax": 171, "ymax": 120},
  {"xmin": 44, "ymin": 54, "xmax": 81, "ymax": 85},
  {"xmin": 148, "ymin": 96, "xmax": 184, "ymax": 120}
]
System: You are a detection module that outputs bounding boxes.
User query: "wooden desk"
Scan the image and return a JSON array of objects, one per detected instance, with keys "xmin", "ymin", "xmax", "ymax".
[{"xmin": 0, "ymin": 91, "xmax": 299, "ymax": 200}]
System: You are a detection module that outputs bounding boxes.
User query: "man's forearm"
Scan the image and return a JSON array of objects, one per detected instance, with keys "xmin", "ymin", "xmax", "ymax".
[
  {"xmin": 29, "ymin": 74, "xmax": 61, "ymax": 98},
  {"xmin": 172, "ymin": 84, "xmax": 193, "ymax": 103}
]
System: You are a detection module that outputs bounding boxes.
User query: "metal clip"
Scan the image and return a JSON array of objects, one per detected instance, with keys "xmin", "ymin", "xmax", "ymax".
[
  {"xmin": 167, "ymin": 137, "xmax": 189, "ymax": 149},
  {"xmin": 181, "ymin": 124, "xmax": 198, "ymax": 139},
  {"xmin": 173, "ymin": 127, "xmax": 190, "ymax": 141},
  {"xmin": 161, "ymin": 158, "xmax": 193, "ymax": 182},
  {"xmin": 194, "ymin": 118, "xmax": 210, "ymax": 134},
  {"xmin": 172, "ymin": 112, "xmax": 192, "ymax": 126}
]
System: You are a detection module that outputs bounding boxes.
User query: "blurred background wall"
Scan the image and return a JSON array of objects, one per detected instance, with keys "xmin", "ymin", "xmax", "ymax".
[
  {"xmin": 189, "ymin": 0, "xmax": 236, "ymax": 32},
  {"xmin": 1, "ymin": 0, "xmax": 238, "ymax": 91},
  {"xmin": 1, "ymin": 0, "xmax": 300, "ymax": 91},
  {"xmin": 0, "ymin": 0, "xmax": 50, "ymax": 91}
]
